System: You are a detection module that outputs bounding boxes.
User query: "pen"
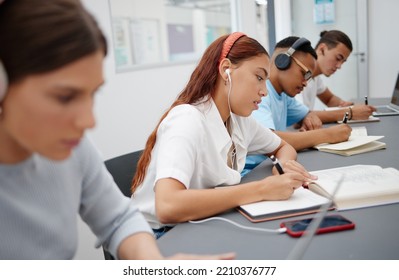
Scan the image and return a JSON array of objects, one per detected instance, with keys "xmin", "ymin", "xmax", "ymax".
[
  {"xmin": 342, "ymin": 112, "xmax": 349, "ymax": 124},
  {"xmin": 270, "ymin": 155, "xmax": 284, "ymax": 175},
  {"xmin": 365, "ymin": 96, "xmax": 368, "ymax": 105}
]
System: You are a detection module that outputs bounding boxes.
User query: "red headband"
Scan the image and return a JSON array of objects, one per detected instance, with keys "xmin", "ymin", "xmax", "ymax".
[{"xmin": 219, "ymin": 32, "xmax": 246, "ymax": 64}]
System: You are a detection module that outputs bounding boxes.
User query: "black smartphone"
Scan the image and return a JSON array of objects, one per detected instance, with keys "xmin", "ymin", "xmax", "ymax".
[{"xmin": 280, "ymin": 214, "xmax": 355, "ymax": 238}]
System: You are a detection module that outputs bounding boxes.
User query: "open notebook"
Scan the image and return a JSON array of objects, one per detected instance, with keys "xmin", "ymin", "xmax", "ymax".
[
  {"xmin": 313, "ymin": 126, "xmax": 386, "ymax": 156},
  {"xmin": 238, "ymin": 165, "xmax": 399, "ymax": 222}
]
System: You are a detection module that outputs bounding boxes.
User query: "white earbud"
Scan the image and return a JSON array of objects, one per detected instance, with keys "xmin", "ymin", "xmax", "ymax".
[{"xmin": 225, "ymin": 69, "xmax": 231, "ymax": 82}]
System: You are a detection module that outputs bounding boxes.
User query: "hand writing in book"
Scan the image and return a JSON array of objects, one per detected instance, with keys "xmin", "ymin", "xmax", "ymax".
[
  {"xmin": 325, "ymin": 125, "xmax": 352, "ymax": 143},
  {"xmin": 258, "ymin": 173, "xmax": 308, "ymax": 200},
  {"xmin": 261, "ymin": 160, "xmax": 317, "ymax": 200},
  {"xmin": 279, "ymin": 160, "xmax": 318, "ymax": 187},
  {"xmin": 350, "ymin": 104, "xmax": 376, "ymax": 120}
]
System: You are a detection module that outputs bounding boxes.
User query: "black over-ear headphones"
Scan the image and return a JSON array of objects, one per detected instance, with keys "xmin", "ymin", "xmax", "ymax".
[{"xmin": 275, "ymin": 37, "xmax": 310, "ymax": 70}]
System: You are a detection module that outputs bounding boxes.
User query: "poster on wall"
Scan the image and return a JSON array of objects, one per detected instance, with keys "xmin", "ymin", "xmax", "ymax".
[
  {"xmin": 129, "ymin": 19, "xmax": 162, "ymax": 65},
  {"xmin": 314, "ymin": 0, "xmax": 335, "ymax": 24},
  {"xmin": 112, "ymin": 18, "xmax": 133, "ymax": 68},
  {"xmin": 167, "ymin": 24, "xmax": 194, "ymax": 61}
]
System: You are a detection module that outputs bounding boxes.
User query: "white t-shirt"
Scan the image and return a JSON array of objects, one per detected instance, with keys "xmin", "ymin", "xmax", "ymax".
[
  {"xmin": 296, "ymin": 76, "xmax": 327, "ymax": 109},
  {"xmin": 132, "ymin": 98, "xmax": 281, "ymax": 229}
]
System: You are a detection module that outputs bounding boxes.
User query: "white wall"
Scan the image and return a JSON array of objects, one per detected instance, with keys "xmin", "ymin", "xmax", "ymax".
[
  {"xmin": 368, "ymin": 0, "xmax": 399, "ymax": 98},
  {"xmin": 291, "ymin": 0, "xmax": 359, "ymax": 105},
  {"xmin": 274, "ymin": 0, "xmax": 292, "ymax": 41}
]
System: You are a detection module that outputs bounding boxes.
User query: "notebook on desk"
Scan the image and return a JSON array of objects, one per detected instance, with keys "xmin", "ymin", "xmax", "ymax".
[
  {"xmin": 238, "ymin": 164, "xmax": 399, "ymax": 223},
  {"xmin": 373, "ymin": 73, "xmax": 399, "ymax": 116}
]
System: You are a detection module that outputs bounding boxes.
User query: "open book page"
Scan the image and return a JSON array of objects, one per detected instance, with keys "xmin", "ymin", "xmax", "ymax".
[
  {"xmin": 314, "ymin": 127, "xmax": 385, "ymax": 155},
  {"xmin": 308, "ymin": 165, "xmax": 399, "ymax": 210},
  {"xmin": 238, "ymin": 187, "xmax": 330, "ymax": 221},
  {"xmin": 330, "ymin": 141, "xmax": 386, "ymax": 156},
  {"xmin": 315, "ymin": 135, "xmax": 384, "ymax": 151},
  {"xmin": 350, "ymin": 126, "xmax": 368, "ymax": 136},
  {"xmin": 315, "ymin": 138, "xmax": 386, "ymax": 156},
  {"xmin": 314, "ymin": 126, "xmax": 370, "ymax": 149}
]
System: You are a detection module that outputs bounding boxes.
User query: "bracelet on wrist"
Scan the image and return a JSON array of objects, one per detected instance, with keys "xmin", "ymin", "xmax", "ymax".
[{"xmin": 349, "ymin": 106, "xmax": 353, "ymax": 120}]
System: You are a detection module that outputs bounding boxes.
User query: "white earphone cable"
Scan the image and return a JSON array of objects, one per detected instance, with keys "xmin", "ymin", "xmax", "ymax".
[
  {"xmin": 226, "ymin": 71, "xmax": 233, "ymax": 117},
  {"xmin": 189, "ymin": 216, "xmax": 287, "ymax": 234},
  {"xmin": 226, "ymin": 71, "xmax": 237, "ymax": 129},
  {"xmin": 226, "ymin": 71, "xmax": 237, "ymax": 169}
]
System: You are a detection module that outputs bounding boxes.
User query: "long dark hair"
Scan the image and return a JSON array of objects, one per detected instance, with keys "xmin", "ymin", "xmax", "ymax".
[
  {"xmin": 131, "ymin": 33, "xmax": 268, "ymax": 193},
  {"xmin": 0, "ymin": 0, "xmax": 107, "ymax": 84}
]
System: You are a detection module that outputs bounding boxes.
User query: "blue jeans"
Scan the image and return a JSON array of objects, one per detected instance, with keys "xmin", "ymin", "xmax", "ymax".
[{"xmin": 152, "ymin": 226, "xmax": 173, "ymax": 239}]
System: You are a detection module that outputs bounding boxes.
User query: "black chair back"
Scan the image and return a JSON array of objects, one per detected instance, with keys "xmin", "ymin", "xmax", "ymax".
[
  {"xmin": 102, "ymin": 150, "xmax": 143, "ymax": 260},
  {"xmin": 104, "ymin": 150, "xmax": 143, "ymax": 197}
]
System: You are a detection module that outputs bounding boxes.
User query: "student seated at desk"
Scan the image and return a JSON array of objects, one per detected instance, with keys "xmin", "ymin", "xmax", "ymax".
[
  {"xmin": 130, "ymin": 32, "xmax": 316, "ymax": 238},
  {"xmin": 296, "ymin": 30, "xmax": 375, "ymax": 119},
  {"xmin": 0, "ymin": 0, "xmax": 234, "ymax": 260},
  {"xmin": 244, "ymin": 36, "xmax": 352, "ymax": 175}
]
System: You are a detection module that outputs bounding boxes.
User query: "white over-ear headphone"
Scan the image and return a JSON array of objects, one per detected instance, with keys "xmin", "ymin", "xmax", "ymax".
[{"xmin": 0, "ymin": 60, "xmax": 8, "ymax": 102}]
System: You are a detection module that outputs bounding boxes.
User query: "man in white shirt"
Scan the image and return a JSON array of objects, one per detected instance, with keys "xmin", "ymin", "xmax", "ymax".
[{"xmin": 296, "ymin": 30, "xmax": 375, "ymax": 120}]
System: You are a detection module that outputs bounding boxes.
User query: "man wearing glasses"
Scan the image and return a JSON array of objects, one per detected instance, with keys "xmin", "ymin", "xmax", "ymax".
[{"xmin": 242, "ymin": 36, "xmax": 352, "ymax": 176}]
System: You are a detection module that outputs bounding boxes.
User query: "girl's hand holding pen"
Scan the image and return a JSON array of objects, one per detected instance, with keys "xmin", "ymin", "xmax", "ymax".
[
  {"xmin": 258, "ymin": 171, "xmax": 313, "ymax": 200},
  {"xmin": 325, "ymin": 125, "xmax": 351, "ymax": 143},
  {"xmin": 270, "ymin": 156, "xmax": 317, "ymax": 187}
]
